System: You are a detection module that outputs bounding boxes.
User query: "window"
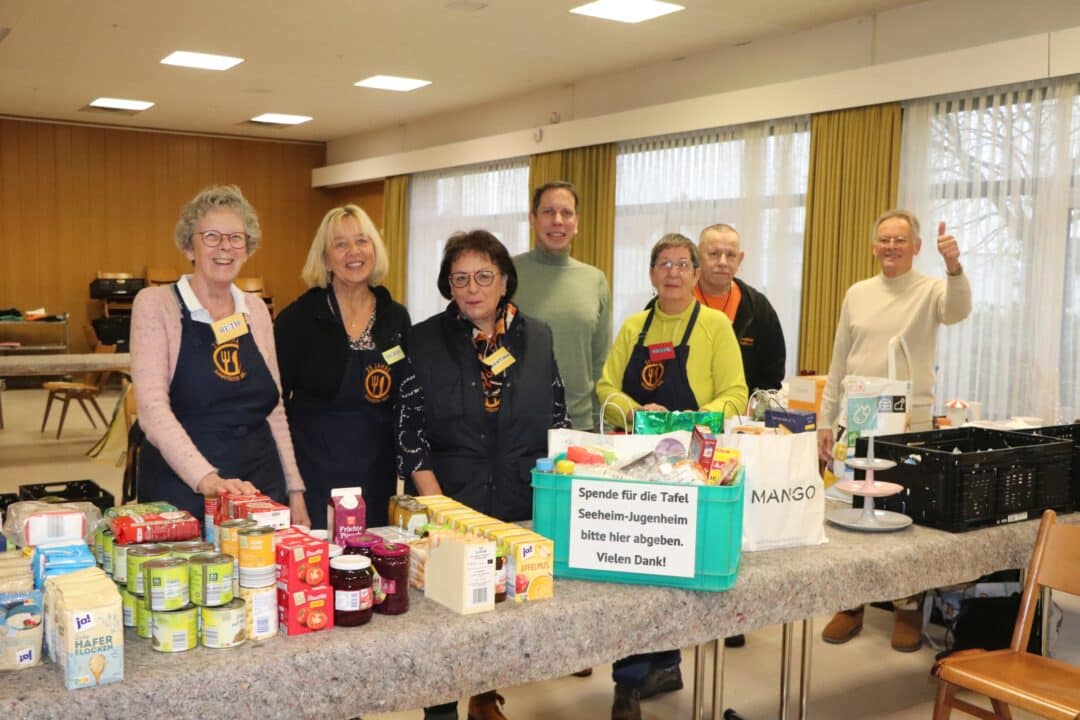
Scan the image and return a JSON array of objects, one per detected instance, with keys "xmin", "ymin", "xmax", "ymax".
[
  {"xmin": 407, "ymin": 158, "xmax": 530, "ymax": 323},
  {"xmin": 613, "ymin": 118, "xmax": 810, "ymax": 383},
  {"xmin": 899, "ymin": 77, "xmax": 1080, "ymax": 422}
]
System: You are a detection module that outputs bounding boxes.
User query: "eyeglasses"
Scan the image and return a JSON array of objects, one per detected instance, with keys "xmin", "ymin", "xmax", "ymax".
[
  {"xmin": 875, "ymin": 235, "xmax": 911, "ymax": 247},
  {"xmin": 653, "ymin": 260, "xmax": 695, "ymax": 273},
  {"xmin": 448, "ymin": 270, "xmax": 498, "ymax": 288},
  {"xmin": 194, "ymin": 230, "xmax": 248, "ymax": 249}
]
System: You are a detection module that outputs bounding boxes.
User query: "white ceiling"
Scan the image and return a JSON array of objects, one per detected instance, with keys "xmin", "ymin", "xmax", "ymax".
[{"xmin": 0, "ymin": 0, "xmax": 924, "ymax": 143}]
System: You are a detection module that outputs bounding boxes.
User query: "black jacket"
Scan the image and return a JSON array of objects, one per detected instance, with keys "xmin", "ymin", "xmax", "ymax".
[
  {"xmin": 408, "ymin": 308, "xmax": 558, "ymax": 522},
  {"xmin": 274, "ymin": 285, "xmax": 411, "ymax": 403},
  {"xmin": 730, "ymin": 278, "xmax": 786, "ymax": 392}
]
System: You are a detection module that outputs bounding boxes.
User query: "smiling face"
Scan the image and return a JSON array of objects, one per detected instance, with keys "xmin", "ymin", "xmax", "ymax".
[
  {"xmin": 326, "ymin": 216, "xmax": 375, "ymax": 288},
  {"xmin": 650, "ymin": 245, "xmax": 699, "ymax": 312},
  {"xmin": 873, "ymin": 216, "xmax": 921, "ymax": 278},
  {"xmin": 184, "ymin": 208, "xmax": 248, "ymax": 287},
  {"xmin": 449, "ymin": 250, "xmax": 508, "ymax": 333},
  {"xmin": 698, "ymin": 228, "xmax": 743, "ymax": 296},
  {"xmin": 529, "ymin": 188, "xmax": 579, "ymax": 255}
]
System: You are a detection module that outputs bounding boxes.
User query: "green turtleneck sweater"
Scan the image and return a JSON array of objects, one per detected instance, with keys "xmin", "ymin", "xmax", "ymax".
[{"xmin": 513, "ymin": 248, "xmax": 612, "ymax": 430}]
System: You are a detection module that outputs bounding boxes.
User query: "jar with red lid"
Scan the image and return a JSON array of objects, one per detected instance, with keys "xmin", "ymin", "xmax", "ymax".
[
  {"xmin": 343, "ymin": 532, "xmax": 382, "ymax": 559},
  {"xmin": 330, "ymin": 555, "xmax": 374, "ymax": 626},
  {"xmin": 371, "ymin": 542, "xmax": 410, "ymax": 615}
]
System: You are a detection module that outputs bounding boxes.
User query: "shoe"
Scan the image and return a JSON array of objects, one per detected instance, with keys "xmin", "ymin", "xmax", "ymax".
[
  {"xmin": 612, "ymin": 684, "xmax": 641, "ymax": 720},
  {"xmin": 572, "ymin": 668, "xmax": 593, "ymax": 677},
  {"xmin": 891, "ymin": 608, "xmax": 923, "ymax": 652},
  {"xmin": 638, "ymin": 665, "xmax": 683, "ymax": 700},
  {"xmin": 822, "ymin": 607, "xmax": 864, "ymax": 644},
  {"xmin": 724, "ymin": 634, "xmax": 746, "ymax": 648},
  {"xmin": 467, "ymin": 691, "xmax": 507, "ymax": 720}
]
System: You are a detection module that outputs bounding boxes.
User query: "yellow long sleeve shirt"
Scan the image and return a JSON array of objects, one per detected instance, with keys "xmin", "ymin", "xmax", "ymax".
[{"xmin": 596, "ymin": 301, "xmax": 748, "ymax": 429}]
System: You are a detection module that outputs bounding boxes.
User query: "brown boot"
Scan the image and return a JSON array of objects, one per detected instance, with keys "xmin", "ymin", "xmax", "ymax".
[
  {"xmin": 891, "ymin": 608, "xmax": 923, "ymax": 652},
  {"xmin": 467, "ymin": 691, "xmax": 507, "ymax": 720},
  {"xmin": 822, "ymin": 606, "xmax": 864, "ymax": 644}
]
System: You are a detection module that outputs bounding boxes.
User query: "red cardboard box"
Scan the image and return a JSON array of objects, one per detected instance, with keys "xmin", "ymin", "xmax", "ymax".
[
  {"xmin": 217, "ymin": 493, "xmax": 268, "ymax": 524},
  {"xmin": 275, "ymin": 535, "xmax": 330, "ymax": 592},
  {"xmin": 244, "ymin": 500, "xmax": 291, "ymax": 530},
  {"xmin": 278, "ymin": 584, "xmax": 334, "ymax": 636},
  {"xmin": 689, "ymin": 424, "xmax": 717, "ymax": 471}
]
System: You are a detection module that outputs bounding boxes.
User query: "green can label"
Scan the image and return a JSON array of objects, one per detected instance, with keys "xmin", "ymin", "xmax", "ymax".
[
  {"xmin": 190, "ymin": 553, "xmax": 235, "ymax": 607},
  {"xmin": 151, "ymin": 606, "xmax": 198, "ymax": 652},
  {"xmin": 135, "ymin": 594, "xmax": 151, "ymax": 639},
  {"xmin": 126, "ymin": 544, "xmax": 169, "ymax": 595},
  {"xmin": 144, "ymin": 558, "xmax": 190, "ymax": 611},
  {"xmin": 102, "ymin": 530, "xmax": 115, "ymax": 576}
]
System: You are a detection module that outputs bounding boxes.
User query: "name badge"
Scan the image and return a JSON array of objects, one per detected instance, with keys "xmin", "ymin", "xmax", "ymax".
[
  {"xmin": 212, "ymin": 313, "xmax": 249, "ymax": 344},
  {"xmin": 482, "ymin": 347, "xmax": 517, "ymax": 375},
  {"xmin": 648, "ymin": 342, "xmax": 676, "ymax": 362},
  {"xmin": 382, "ymin": 345, "xmax": 405, "ymax": 365}
]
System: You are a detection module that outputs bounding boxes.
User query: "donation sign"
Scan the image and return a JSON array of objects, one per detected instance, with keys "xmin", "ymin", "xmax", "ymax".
[{"xmin": 568, "ymin": 480, "xmax": 698, "ymax": 578}]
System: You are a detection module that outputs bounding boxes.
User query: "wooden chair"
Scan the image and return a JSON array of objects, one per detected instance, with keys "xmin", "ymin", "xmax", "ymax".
[
  {"xmin": 235, "ymin": 276, "xmax": 274, "ymax": 317},
  {"xmin": 931, "ymin": 509, "xmax": 1080, "ymax": 720},
  {"xmin": 145, "ymin": 266, "xmax": 179, "ymax": 286},
  {"xmin": 40, "ymin": 344, "xmax": 117, "ymax": 439},
  {"xmin": 0, "ymin": 378, "xmax": 5, "ymax": 430}
]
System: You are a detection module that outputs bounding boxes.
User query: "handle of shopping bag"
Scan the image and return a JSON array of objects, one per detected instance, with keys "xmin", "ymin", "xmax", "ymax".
[
  {"xmin": 888, "ymin": 335, "xmax": 913, "ymax": 388},
  {"xmin": 719, "ymin": 399, "xmax": 746, "ymax": 427},
  {"xmin": 599, "ymin": 392, "xmax": 635, "ymax": 435}
]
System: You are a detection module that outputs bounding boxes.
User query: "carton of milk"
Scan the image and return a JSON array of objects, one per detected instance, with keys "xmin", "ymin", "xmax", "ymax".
[{"xmin": 327, "ymin": 488, "xmax": 366, "ymax": 547}]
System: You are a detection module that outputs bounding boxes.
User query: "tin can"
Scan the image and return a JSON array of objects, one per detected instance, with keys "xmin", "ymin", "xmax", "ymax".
[
  {"xmin": 204, "ymin": 496, "xmax": 219, "ymax": 546},
  {"xmin": 112, "ymin": 540, "xmax": 128, "ymax": 583},
  {"xmin": 190, "ymin": 553, "xmax": 234, "ymax": 607},
  {"xmin": 119, "ymin": 582, "xmax": 136, "ymax": 627},
  {"xmin": 200, "ymin": 599, "xmax": 246, "ymax": 648},
  {"xmin": 101, "ymin": 529, "xmax": 115, "ymax": 576},
  {"xmin": 93, "ymin": 524, "xmax": 106, "ymax": 565},
  {"xmin": 144, "ymin": 557, "xmax": 190, "ymax": 611},
  {"xmin": 126, "ymin": 544, "xmax": 170, "ymax": 595},
  {"xmin": 239, "ymin": 585, "xmax": 277, "ymax": 641},
  {"xmin": 218, "ymin": 519, "xmax": 255, "ymax": 560},
  {"xmin": 151, "ymin": 605, "xmax": 198, "ymax": 652},
  {"xmin": 170, "ymin": 541, "xmax": 214, "ymax": 560},
  {"xmin": 135, "ymin": 593, "xmax": 151, "ymax": 639},
  {"xmin": 238, "ymin": 526, "xmax": 275, "ymax": 588}
]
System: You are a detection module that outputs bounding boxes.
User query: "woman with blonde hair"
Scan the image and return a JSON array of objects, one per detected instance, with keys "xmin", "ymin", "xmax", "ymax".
[{"xmin": 274, "ymin": 205, "xmax": 434, "ymax": 528}]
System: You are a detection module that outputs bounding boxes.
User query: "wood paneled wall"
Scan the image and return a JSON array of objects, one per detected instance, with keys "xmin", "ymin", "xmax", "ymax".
[{"xmin": 0, "ymin": 117, "xmax": 384, "ymax": 352}]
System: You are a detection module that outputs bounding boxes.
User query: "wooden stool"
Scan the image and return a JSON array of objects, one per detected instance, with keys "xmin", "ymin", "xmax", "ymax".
[{"xmin": 0, "ymin": 378, "xmax": 5, "ymax": 429}]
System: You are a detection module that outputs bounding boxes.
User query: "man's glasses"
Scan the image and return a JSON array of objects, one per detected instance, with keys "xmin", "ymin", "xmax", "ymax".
[
  {"xmin": 449, "ymin": 270, "xmax": 498, "ymax": 288},
  {"xmin": 195, "ymin": 230, "xmax": 248, "ymax": 249},
  {"xmin": 653, "ymin": 259, "xmax": 695, "ymax": 273}
]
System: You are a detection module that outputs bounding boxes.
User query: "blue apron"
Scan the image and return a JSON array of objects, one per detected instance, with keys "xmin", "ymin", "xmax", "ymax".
[
  {"xmin": 137, "ymin": 286, "xmax": 287, "ymax": 518},
  {"xmin": 287, "ymin": 298, "xmax": 397, "ymax": 529},
  {"xmin": 620, "ymin": 302, "xmax": 701, "ymax": 411}
]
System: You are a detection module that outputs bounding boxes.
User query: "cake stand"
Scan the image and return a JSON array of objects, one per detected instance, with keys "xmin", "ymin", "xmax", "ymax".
[{"xmin": 826, "ymin": 435, "xmax": 913, "ymax": 532}]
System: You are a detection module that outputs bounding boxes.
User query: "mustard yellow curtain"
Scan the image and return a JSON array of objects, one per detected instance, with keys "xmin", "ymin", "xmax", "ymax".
[
  {"xmin": 528, "ymin": 144, "xmax": 616, "ymax": 285},
  {"xmin": 797, "ymin": 103, "xmax": 902, "ymax": 374},
  {"xmin": 381, "ymin": 174, "xmax": 409, "ymax": 302}
]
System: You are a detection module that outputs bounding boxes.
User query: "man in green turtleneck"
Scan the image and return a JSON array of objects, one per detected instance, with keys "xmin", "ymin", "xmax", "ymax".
[{"xmin": 514, "ymin": 181, "xmax": 612, "ymax": 431}]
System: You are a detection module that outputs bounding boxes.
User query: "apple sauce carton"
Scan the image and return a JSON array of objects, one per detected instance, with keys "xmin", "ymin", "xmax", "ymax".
[
  {"xmin": 328, "ymin": 488, "xmax": 366, "ymax": 547},
  {"xmin": 504, "ymin": 534, "xmax": 554, "ymax": 603},
  {"xmin": 277, "ymin": 584, "xmax": 334, "ymax": 636},
  {"xmin": 276, "ymin": 533, "xmax": 329, "ymax": 593}
]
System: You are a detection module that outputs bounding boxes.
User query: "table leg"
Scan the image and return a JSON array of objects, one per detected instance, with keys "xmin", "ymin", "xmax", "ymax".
[
  {"xmin": 711, "ymin": 638, "xmax": 724, "ymax": 720},
  {"xmin": 693, "ymin": 643, "xmax": 706, "ymax": 720},
  {"xmin": 798, "ymin": 619, "xmax": 813, "ymax": 720},
  {"xmin": 779, "ymin": 622, "xmax": 793, "ymax": 720}
]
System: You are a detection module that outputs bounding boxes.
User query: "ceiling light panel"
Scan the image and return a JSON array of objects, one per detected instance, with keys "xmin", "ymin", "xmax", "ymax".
[
  {"xmin": 161, "ymin": 51, "xmax": 244, "ymax": 71},
  {"xmin": 569, "ymin": 0, "xmax": 684, "ymax": 24},
  {"xmin": 89, "ymin": 97, "xmax": 155, "ymax": 111},
  {"xmin": 250, "ymin": 113, "xmax": 312, "ymax": 125},
  {"xmin": 354, "ymin": 75, "xmax": 431, "ymax": 92}
]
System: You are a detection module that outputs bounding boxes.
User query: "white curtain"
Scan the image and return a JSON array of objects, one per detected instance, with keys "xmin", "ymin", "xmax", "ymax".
[
  {"xmin": 613, "ymin": 118, "xmax": 810, "ymax": 382},
  {"xmin": 899, "ymin": 77, "xmax": 1080, "ymax": 423},
  {"xmin": 406, "ymin": 158, "xmax": 530, "ymax": 324}
]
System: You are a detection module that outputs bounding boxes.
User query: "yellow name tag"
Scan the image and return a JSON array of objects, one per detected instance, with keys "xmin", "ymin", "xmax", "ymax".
[
  {"xmin": 382, "ymin": 345, "xmax": 405, "ymax": 365},
  {"xmin": 482, "ymin": 346, "xmax": 516, "ymax": 375},
  {"xmin": 211, "ymin": 313, "xmax": 249, "ymax": 344}
]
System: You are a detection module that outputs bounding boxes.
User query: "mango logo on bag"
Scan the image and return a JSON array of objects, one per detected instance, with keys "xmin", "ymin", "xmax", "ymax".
[
  {"xmin": 641, "ymin": 362, "xmax": 665, "ymax": 391},
  {"xmin": 212, "ymin": 342, "xmax": 246, "ymax": 382},
  {"xmin": 750, "ymin": 484, "xmax": 818, "ymax": 504}
]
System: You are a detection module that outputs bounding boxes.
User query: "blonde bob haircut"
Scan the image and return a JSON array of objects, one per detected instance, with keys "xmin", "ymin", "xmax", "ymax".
[{"xmin": 301, "ymin": 205, "xmax": 389, "ymax": 288}]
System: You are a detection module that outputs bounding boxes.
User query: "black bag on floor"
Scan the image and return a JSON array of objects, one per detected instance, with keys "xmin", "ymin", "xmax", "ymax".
[{"xmin": 950, "ymin": 594, "xmax": 1043, "ymax": 655}]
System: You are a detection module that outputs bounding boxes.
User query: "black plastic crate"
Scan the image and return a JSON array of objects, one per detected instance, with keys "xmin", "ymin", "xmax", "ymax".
[
  {"xmin": 854, "ymin": 427, "xmax": 1072, "ymax": 532},
  {"xmin": 0, "ymin": 492, "xmax": 19, "ymax": 513},
  {"xmin": 18, "ymin": 480, "xmax": 115, "ymax": 513},
  {"xmin": 1011, "ymin": 424, "xmax": 1079, "ymax": 511}
]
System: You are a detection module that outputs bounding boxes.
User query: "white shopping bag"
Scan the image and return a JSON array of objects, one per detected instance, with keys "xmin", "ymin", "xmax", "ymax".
[
  {"xmin": 722, "ymin": 431, "xmax": 828, "ymax": 551},
  {"xmin": 837, "ymin": 336, "xmax": 914, "ymax": 442}
]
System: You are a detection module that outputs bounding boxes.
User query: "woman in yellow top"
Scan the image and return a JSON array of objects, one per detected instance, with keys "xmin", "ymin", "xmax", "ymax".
[{"xmin": 597, "ymin": 233, "xmax": 748, "ymax": 720}]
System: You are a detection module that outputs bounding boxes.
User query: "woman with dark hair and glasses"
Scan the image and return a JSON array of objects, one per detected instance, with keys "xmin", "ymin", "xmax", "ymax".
[
  {"xmin": 408, "ymin": 230, "xmax": 569, "ymax": 720},
  {"xmin": 131, "ymin": 185, "xmax": 310, "ymax": 526},
  {"xmin": 596, "ymin": 233, "xmax": 746, "ymax": 720}
]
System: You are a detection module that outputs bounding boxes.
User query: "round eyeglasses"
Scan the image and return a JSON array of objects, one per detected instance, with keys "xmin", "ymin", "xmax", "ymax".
[
  {"xmin": 448, "ymin": 270, "xmax": 498, "ymax": 288},
  {"xmin": 194, "ymin": 230, "xmax": 248, "ymax": 249}
]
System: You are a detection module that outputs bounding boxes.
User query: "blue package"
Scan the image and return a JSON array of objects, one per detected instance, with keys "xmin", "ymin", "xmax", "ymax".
[
  {"xmin": 33, "ymin": 543, "xmax": 95, "ymax": 589},
  {"xmin": 764, "ymin": 408, "xmax": 817, "ymax": 434}
]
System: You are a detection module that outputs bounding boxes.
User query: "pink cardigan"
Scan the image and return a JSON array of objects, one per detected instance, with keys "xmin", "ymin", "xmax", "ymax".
[{"xmin": 130, "ymin": 284, "xmax": 305, "ymax": 495}]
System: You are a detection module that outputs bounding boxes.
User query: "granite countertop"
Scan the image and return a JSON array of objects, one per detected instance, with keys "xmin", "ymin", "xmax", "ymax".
[{"xmin": 4, "ymin": 512, "xmax": 1072, "ymax": 719}]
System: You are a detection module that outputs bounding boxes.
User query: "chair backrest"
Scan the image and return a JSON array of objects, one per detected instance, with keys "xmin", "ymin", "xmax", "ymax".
[
  {"xmin": 145, "ymin": 267, "xmax": 179, "ymax": 286},
  {"xmin": 122, "ymin": 379, "xmax": 137, "ymax": 433},
  {"xmin": 1010, "ymin": 510, "xmax": 1080, "ymax": 651},
  {"xmin": 235, "ymin": 276, "xmax": 266, "ymax": 295},
  {"xmin": 84, "ymin": 343, "xmax": 118, "ymax": 390},
  {"xmin": 97, "ymin": 271, "xmax": 134, "ymax": 279},
  {"xmin": 83, "ymin": 324, "xmax": 100, "ymax": 350}
]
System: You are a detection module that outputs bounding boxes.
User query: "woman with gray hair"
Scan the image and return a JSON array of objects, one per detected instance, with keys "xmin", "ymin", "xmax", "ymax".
[{"xmin": 131, "ymin": 184, "xmax": 310, "ymax": 526}]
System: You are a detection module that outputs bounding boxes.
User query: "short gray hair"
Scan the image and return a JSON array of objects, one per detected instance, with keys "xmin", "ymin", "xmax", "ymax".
[
  {"xmin": 174, "ymin": 185, "xmax": 262, "ymax": 255},
  {"xmin": 871, "ymin": 209, "xmax": 921, "ymax": 243}
]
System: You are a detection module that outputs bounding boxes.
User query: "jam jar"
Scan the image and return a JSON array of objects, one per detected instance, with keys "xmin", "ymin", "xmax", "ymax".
[
  {"xmin": 371, "ymin": 542, "xmax": 410, "ymax": 615},
  {"xmin": 330, "ymin": 555, "xmax": 374, "ymax": 627},
  {"xmin": 343, "ymin": 532, "xmax": 383, "ymax": 559}
]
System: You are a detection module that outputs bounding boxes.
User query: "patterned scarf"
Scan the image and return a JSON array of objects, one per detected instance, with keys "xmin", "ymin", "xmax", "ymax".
[{"xmin": 459, "ymin": 301, "xmax": 517, "ymax": 414}]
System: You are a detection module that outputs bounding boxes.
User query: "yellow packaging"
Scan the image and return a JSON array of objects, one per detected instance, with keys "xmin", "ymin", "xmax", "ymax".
[
  {"xmin": 414, "ymin": 496, "xmax": 462, "ymax": 516},
  {"xmin": 448, "ymin": 511, "xmax": 488, "ymax": 532},
  {"xmin": 505, "ymin": 534, "xmax": 554, "ymax": 603},
  {"xmin": 485, "ymin": 526, "xmax": 532, "ymax": 547},
  {"xmin": 434, "ymin": 508, "xmax": 475, "ymax": 527},
  {"xmin": 461, "ymin": 519, "xmax": 502, "ymax": 537}
]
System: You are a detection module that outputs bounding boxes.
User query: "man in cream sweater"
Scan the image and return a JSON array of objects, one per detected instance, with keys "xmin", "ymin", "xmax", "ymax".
[{"xmin": 817, "ymin": 209, "xmax": 971, "ymax": 651}]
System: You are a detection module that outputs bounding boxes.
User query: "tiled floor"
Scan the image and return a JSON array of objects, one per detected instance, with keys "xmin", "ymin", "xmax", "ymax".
[{"xmin": 1, "ymin": 386, "xmax": 1076, "ymax": 720}]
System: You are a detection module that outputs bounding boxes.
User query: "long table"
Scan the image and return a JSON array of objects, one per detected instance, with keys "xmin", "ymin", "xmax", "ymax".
[
  {"xmin": 7, "ymin": 513, "xmax": 1069, "ymax": 719},
  {"xmin": 0, "ymin": 353, "xmax": 131, "ymax": 377}
]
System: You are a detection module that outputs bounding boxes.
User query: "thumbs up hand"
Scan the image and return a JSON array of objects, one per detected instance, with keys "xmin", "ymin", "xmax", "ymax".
[{"xmin": 936, "ymin": 221, "xmax": 962, "ymax": 275}]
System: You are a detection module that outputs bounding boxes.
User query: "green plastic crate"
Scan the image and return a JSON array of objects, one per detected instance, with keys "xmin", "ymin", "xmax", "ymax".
[{"xmin": 531, "ymin": 468, "xmax": 743, "ymax": 592}]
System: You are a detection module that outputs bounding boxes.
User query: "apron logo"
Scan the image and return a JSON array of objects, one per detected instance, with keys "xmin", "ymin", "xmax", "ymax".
[
  {"xmin": 641, "ymin": 361, "xmax": 665, "ymax": 391},
  {"xmin": 739, "ymin": 336, "xmax": 755, "ymax": 347},
  {"xmin": 212, "ymin": 342, "xmax": 246, "ymax": 382},
  {"xmin": 364, "ymin": 363, "xmax": 392, "ymax": 403}
]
